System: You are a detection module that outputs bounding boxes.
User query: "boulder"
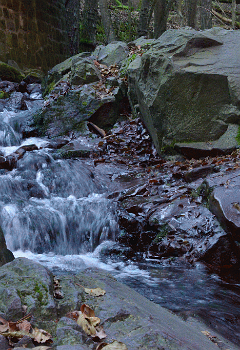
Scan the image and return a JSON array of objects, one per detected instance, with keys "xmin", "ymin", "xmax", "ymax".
[
  {"xmin": 127, "ymin": 28, "xmax": 240, "ymax": 155},
  {"xmin": 0, "ymin": 62, "xmax": 24, "ymax": 83},
  {"xmin": 93, "ymin": 41, "xmax": 129, "ymax": 67},
  {"xmin": 0, "ymin": 258, "xmax": 56, "ymax": 328},
  {"xmin": 0, "ymin": 258, "xmax": 235, "ymax": 349},
  {"xmin": 46, "ymin": 52, "xmax": 91, "ymax": 89},
  {"xmin": 34, "ymin": 82, "xmax": 128, "ymax": 138},
  {"xmin": 0, "ymin": 226, "xmax": 14, "ymax": 267},
  {"xmin": 70, "ymin": 59, "xmax": 101, "ymax": 85}
]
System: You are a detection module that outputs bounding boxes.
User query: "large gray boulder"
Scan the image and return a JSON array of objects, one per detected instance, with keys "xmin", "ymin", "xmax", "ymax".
[{"xmin": 127, "ymin": 28, "xmax": 240, "ymax": 155}]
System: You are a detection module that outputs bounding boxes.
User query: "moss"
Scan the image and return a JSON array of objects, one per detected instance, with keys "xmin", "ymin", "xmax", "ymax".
[
  {"xmin": 236, "ymin": 125, "xmax": 240, "ymax": 145},
  {"xmin": 0, "ymin": 90, "xmax": 8, "ymax": 99},
  {"xmin": 153, "ymin": 224, "xmax": 169, "ymax": 243},
  {"xmin": 0, "ymin": 61, "xmax": 24, "ymax": 83},
  {"xmin": 96, "ymin": 24, "xmax": 106, "ymax": 43}
]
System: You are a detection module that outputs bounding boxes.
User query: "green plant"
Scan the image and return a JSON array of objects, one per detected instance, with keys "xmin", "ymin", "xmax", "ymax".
[{"xmin": 153, "ymin": 224, "xmax": 169, "ymax": 243}]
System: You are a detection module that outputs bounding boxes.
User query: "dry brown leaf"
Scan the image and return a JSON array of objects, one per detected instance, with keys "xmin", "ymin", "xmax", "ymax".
[
  {"xmin": 80, "ymin": 304, "xmax": 95, "ymax": 317},
  {"xmin": 76, "ymin": 312, "xmax": 97, "ymax": 336},
  {"xmin": 97, "ymin": 340, "xmax": 128, "ymax": 350},
  {"xmin": 17, "ymin": 320, "xmax": 32, "ymax": 333},
  {"xmin": 31, "ymin": 327, "xmax": 52, "ymax": 343},
  {"xmin": 93, "ymin": 325, "xmax": 107, "ymax": 340},
  {"xmin": 66, "ymin": 310, "xmax": 81, "ymax": 321}
]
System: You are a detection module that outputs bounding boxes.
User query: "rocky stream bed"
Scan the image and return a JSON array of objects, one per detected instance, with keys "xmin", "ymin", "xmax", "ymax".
[{"xmin": 0, "ymin": 30, "xmax": 239, "ymax": 349}]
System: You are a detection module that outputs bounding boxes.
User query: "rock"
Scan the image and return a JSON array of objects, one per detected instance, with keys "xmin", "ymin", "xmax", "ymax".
[
  {"xmin": 67, "ymin": 268, "xmax": 228, "ymax": 350},
  {"xmin": 18, "ymin": 80, "xmax": 28, "ymax": 93},
  {"xmin": 46, "ymin": 52, "xmax": 91, "ymax": 91},
  {"xmin": 0, "ymin": 258, "xmax": 56, "ymax": 329},
  {"xmin": 0, "ymin": 62, "xmax": 24, "ymax": 83},
  {"xmin": 0, "ymin": 226, "xmax": 14, "ymax": 267},
  {"xmin": 0, "ymin": 258, "xmax": 237, "ymax": 349},
  {"xmin": 70, "ymin": 59, "xmax": 101, "ymax": 85},
  {"xmin": 0, "ymin": 334, "xmax": 9, "ymax": 350},
  {"xmin": 93, "ymin": 42, "xmax": 129, "ymax": 67},
  {"xmin": 173, "ymin": 164, "xmax": 217, "ymax": 182},
  {"xmin": 5, "ymin": 91, "xmax": 26, "ymax": 111},
  {"xmin": 34, "ymin": 82, "xmax": 127, "ymax": 138},
  {"xmin": 27, "ymin": 83, "xmax": 43, "ymax": 100},
  {"xmin": 127, "ymin": 28, "xmax": 240, "ymax": 155},
  {"xmin": 0, "ymin": 80, "xmax": 18, "ymax": 94},
  {"xmin": 175, "ymin": 124, "xmax": 239, "ymax": 158},
  {"xmin": 56, "ymin": 346, "xmax": 89, "ymax": 350},
  {"xmin": 210, "ymin": 184, "xmax": 240, "ymax": 237}
]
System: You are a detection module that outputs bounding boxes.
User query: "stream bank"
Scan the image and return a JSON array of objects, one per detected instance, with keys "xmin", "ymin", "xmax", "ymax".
[{"xmin": 0, "ymin": 34, "xmax": 239, "ymax": 349}]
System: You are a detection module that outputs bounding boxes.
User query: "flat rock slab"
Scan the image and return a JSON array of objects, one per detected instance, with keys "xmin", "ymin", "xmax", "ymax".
[
  {"xmin": 210, "ymin": 185, "xmax": 240, "ymax": 236},
  {"xmin": 0, "ymin": 258, "xmax": 238, "ymax": 349},
  {"xmin": 71, "ymin": 268, "xmax": 237, "ymax": 350}
]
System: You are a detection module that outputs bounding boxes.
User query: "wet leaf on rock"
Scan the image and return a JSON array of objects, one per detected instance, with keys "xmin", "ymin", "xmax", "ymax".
[
  {"xmin": 76, "ymin": 283, "xmax": 106, "ymax": 296},
  {"xmin": 77, "ymin": 312, "xmax": 99, "ymax": 336},
  {"xmin": 0, "ymin": 315, "xmax": 52, "ymax": 344},
  {"xmin": 96, "ymin": 340, "xmax": 128, "ymax": 350},
  {"xmin": 31, "ymin": 327, "xmax": 52, "ymax": 343}
]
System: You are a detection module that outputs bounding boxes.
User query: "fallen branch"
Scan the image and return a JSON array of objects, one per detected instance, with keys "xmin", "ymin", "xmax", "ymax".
[{"xmin": 212, "ymin": 9, "xmax": 240, "ymax": 28}]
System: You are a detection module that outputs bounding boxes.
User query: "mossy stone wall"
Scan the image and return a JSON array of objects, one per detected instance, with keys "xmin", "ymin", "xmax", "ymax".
[{"xmin": 0, "ymin": 0, "xmax": 71, "ymax": 71}]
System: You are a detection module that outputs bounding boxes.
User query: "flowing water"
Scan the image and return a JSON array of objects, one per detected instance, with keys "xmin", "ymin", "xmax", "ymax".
[{"xmin": 0, "ymin": 102, "xmax": 240, "ymax": 346}]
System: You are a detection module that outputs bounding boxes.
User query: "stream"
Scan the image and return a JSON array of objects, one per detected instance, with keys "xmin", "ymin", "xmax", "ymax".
[{"xmin": 0, "ymin": 93, "xmax": 239, "ymax": 346}]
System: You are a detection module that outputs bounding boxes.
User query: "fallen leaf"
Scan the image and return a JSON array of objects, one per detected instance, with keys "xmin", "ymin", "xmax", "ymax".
[
  {"xmin": 76, "ymin": 283, "xmax": 106, "ymax": 296},
  {"xmin": 93, "ymin": 325, "xmax": 107, "ymax": 340},
  {"xmin": 31, "ymin": 327, "xmax": 52, "ymax": 343},
  {"xmin": 76, "ymin": 312, "xmax": 97, "ymax": 336},
  {"xmin": 17, "ymin": 320, "xmax": 32, "ymax": 333},
  {"xmin": 66, "ymin": 310, "xmax": 80, "ymax": 321},
  {"xmin": 97, "ymin": 340, "xmax": 128, "ymax": 350},
  {"xmin": 80, "ymin": 304, "xmax": 95, "ymax": 317}
]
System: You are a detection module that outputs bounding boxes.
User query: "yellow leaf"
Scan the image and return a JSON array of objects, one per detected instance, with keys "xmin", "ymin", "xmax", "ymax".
[{"xmin": 77, "ymin": 283, "xmax": 106, "ymax": 296}]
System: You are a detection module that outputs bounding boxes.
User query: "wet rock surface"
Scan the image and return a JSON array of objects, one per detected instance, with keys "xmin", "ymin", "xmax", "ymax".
[{"xmin": 0, "ymin": 258, "xmax": 237, "ymax": 350}]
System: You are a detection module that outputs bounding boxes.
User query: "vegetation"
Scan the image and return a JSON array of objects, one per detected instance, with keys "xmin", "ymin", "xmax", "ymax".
[{"xmin": 78, "ymin": 0, "xmax": 240, "ymax": 49}]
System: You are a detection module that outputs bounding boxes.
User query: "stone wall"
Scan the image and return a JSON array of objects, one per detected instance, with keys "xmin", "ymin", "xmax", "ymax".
[{"xmin": 0, "ymin": 0, "xmax": 71, "ymax": 71}]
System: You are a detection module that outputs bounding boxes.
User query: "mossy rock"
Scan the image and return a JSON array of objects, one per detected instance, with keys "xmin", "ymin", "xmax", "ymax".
[
  {"xmin": 0, "ymin": 61, "xmax": 24, "ymax": 83},
  {"xmin": 0, "ymin": 90, "xmax": 8, "ymax": 99}
]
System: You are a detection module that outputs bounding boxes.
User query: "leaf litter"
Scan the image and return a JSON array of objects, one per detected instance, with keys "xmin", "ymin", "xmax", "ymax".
[{"xmin": 0, "ymin": 314, "xmax": 52, "ymax": 345}]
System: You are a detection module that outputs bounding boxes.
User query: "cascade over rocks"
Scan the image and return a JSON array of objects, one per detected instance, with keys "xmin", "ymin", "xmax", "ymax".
[{"xmin": 127, "ymin": 27, "xmax": 240, "ymax": 156}]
